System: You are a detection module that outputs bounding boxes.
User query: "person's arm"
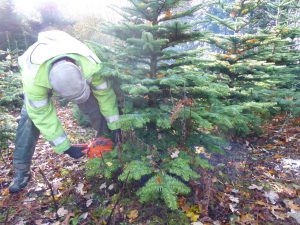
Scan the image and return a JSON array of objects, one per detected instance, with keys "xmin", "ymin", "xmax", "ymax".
[
  {"xmin": 24, "ymin": 85, "xmax": 71, "ymax": 153},
  {"xmin": 91, "ymin": 76, "xmax": 120, "ymax": 131}
]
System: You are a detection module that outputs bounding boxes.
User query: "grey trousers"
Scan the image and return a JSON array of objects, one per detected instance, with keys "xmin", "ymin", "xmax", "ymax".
[{"xmin": 13, "ymin": 93, "xmax": 107, "ymax": 172}]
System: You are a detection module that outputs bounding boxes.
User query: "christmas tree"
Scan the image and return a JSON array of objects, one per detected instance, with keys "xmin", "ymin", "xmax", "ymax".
[{"xmin": 87, "ymin": 0, "xmax": 218, "ymax": 209}]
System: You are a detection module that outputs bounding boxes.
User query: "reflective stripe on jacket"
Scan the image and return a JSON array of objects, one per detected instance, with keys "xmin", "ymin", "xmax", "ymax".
[{"xmin": 19, "ymin": 31, "xmax": 120, "ymax": 153}]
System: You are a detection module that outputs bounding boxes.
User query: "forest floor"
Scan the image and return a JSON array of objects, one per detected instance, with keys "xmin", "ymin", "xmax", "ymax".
[{"xmin": 0, "ymin": 103, "xmax": 299, "ymax": 225}]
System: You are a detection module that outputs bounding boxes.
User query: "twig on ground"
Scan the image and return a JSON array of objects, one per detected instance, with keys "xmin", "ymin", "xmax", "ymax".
[
  {"xmin": 106, "ymin": 171, "xmax": 130, "ymax": 225},
  {"xmin": 4, "ymin": 207, "xmax": 10, "ymax": 225},
  {"xmin": 117, "ymin": 143, "xmax": 123, "ymax": 165},
  {"xmin": 38, "ymin": 167, "xmax": 59, "ymax": 219}
]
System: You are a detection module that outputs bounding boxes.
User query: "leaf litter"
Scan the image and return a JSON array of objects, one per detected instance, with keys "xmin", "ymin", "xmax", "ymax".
[{"xmin": 0, "ymin": 104, "xmax": 299, "ymax": 224}]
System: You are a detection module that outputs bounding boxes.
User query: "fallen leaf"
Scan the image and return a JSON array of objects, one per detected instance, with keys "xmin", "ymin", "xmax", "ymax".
[
  {"xmin": 186, "ymin": 211, "xmax": 200, "ymax": 222},
  {"xmin": 240, "ymin": 213, "xmax": 255, "ymax": 224},
  {"xmin": 99, "ymin": 182, "xmax": 107, "ymax": 190},
  {"xmin": 171, "ymin": 150, "xmax": 180, "ymax": 159},
  {"xmin": 76, "ymin": 183, "xmax": 87, "ymax": 195},
  {"xmin": 182, "ymin": 204, "xmax": 190, "ymax": 212},
  {"xmin": 229, "ymin": 195, "xmax": 239, "ymax": 203},
  {"xmin": 108, "ymin": 184, "xmax": 114, "ymax": 190},
  {"xmin": 15, "ymin": 219, "xmax": 26, "ymax": 225},
  {"xmin": 1, "ymin": 188, "xmax": 9, "ymax": 196},
  {"xmin": 283, "ymin": 199, "xmax": 300, "ymax": 211},
  {"xmin": 195, "ymin": 146, "xmax": 205, "ymax": 154},
  {"xmin": 249, "ymin": 184, "xmax": 263, "ymax": 191},
  {"xmin": 270, "ymin": 205, "xmax": 289, "ymax": 220},
  {"xmin": 106, "ymin": 162, "xmax": 113, "ymax": 167},
  {"xmin": 264, "ymin": 191, "xmax": 279, "ymax": 204},
  {"xmin": 288, "ymin": 209, "xmax": 300, "ymax": 224},
  {"xmin": 255, "ymin": 200, "xmax": 268, "ymax": 207},
  {"xmin": 231, "ymin": 188, "xmax": 239, "ymax": 194},
  {"xmin": 57, "ymin": 207, "xmax": 68, "ymax": 217},
  {"xmin": 128, "ymin": 209, "xmax": 138, "ymax": 220},
  {"xmin": 178, "ymin": 196, "xmax": 186, "ymax": 208},
  {"xmin": 34, "ymin": 219, "xmax": 43, "ymax": 225},
  {"xmin": 52, "ymin": 179, "xmax": 63, "ymax": 192},
  {"xmin": 273, "ymin": 154, "xmax": 284, "ymax": 159},
  {"xmin": 280, "ymin": 187, "xmax": 297, "ymax": 198},
  {"xmin": 80, "ymin": 212, "xmax": 88, "ymax": 220},
  {"xmin": 229, "ymin": 203, "xmax": 238, "ymax": 212},
  {"xmin": 86, "ymin": 199, "xmax": 93, "ymax": 207}
]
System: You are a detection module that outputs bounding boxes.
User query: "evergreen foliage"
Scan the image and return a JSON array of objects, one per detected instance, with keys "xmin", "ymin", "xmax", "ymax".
[
  {"xmin": 0, "ymin": 50, "xmax": 20, "ymax": 151},
  {"xmin": 137, "ymin": 173, "xmax": 190, "ymax": 210},
  {"xmin": 85, "ymin": 0, "xmax": 299, "ymax": 211},
  {"xmin": 0, "ymin": 108, "xmax": 17, "ymax": 151},
  {"xmin": 118, "ymin": 160, "xmax": 152, "ymax": 182},
  {"xmin": 202, "ymin": 0, "xmax": 300, "ymax": 120},
  {"xmin": 0, "ymin": 50, "xmax": 22, "ymax": 110}
]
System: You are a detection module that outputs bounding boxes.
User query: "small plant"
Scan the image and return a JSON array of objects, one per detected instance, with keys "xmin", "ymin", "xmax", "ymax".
[{"xmin": 0, "ymin": 51, "xmax": 22, "ymax": 111}]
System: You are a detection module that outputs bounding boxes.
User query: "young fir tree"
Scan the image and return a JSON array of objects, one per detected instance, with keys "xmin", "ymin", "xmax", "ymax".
[
  {"xmin": 86, "ymin": 0, "xmax": 220, "ymax": 210},
  {"xmin": 0, "ymin": 50, "xmax": 20, "ymax": 154},
  {"xmin": 200, "ymin": 0, "xmax": 300, "ymax": 135}
]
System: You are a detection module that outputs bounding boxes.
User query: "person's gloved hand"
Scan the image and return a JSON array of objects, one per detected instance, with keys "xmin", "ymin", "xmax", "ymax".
[
  {"xmin": 64, "ymin": 146, "xmax": 85, "ymax": 159},
  {"xmin": 112, "ymin": 129, "xmax": 122, "ymax": 147}
]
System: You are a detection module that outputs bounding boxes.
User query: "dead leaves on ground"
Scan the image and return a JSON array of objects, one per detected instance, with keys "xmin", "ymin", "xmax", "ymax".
[{"xmin": 182, "ymin": 114, "xmax": 300, "ymax": 224}]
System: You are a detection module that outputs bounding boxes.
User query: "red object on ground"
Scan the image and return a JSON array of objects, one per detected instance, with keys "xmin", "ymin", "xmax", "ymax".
[{"xmin": 73, "ymin": 137, "xmax": 113, "ymax": 158}]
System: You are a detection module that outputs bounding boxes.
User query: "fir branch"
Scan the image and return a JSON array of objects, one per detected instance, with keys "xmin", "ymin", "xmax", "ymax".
[
  {"xmin": 118, "ymin": 160, "xmax": 153, "ymax": 182},
  {"xmin": 128, "ymin": 0, "xmax": 153, "ymax": 22},
  {"xmin": 158, "ymin": 3, "xmax": 208, "ymax": 23},
  {"xmin": 165, "ymin": 157, "xmax": 200, "ymax": 181}
]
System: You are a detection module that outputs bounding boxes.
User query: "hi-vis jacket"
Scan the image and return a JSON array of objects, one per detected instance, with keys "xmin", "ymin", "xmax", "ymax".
[{"xmin": 18, "ymin": 30, "xmax": 120, "ymax": 153}]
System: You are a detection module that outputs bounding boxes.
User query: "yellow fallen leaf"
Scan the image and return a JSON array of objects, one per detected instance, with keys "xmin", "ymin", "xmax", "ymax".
[
  {"xmin": 186, "ymin": 211, "xmax": 200, "ymax": 222},
  {"xmin": 240, "ymin": 213, "xmax": 255, "ymax": 224},
  {"xmin": 58, "ymin": 186, "xmax": 65, "ymax": 191},
  {"xmin": 54, "ymin": 195, "xmax": 61, "ymax": 201},
  {"xmin": 255, "ymin": 200, "xmax": 268, "ymax": 207},
  {"xmin": 273, "ymin": 154, "xmax": 284, "ymax": 159},
  {"xmin": 195, "ymin": 146, "xmax": 205, "ymax": 154},
  {"xmin": 1, "ymin": 188, "xmax": 9, "ymax": 196},
  {"xmin": 106, "ymin": 162, "xmax": 113, "ymax": 167},
  {"xmin": 127, "ymin": 209, "xmax": 138, "ymax": 220}
]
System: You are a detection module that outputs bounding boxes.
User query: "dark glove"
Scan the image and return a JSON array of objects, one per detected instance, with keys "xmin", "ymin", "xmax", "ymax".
[
  {"xmin": 112, "ymin": 129, "xmax": 122, "ymax": 147},
  {"xmin": 64, "ymin": 146, "xmax": 85, "ymax": 159}
]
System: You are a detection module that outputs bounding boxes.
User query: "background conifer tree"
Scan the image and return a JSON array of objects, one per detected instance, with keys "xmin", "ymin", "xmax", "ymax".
[{"xmin": 200, "ymin": 0, "xmax": 300, "ymax": 135}]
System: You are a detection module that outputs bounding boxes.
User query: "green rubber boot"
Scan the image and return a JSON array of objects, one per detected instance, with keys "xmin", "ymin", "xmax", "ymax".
[{"xmin": 9, "ymin": 171, "xmax": 31, "ymax": 193}]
